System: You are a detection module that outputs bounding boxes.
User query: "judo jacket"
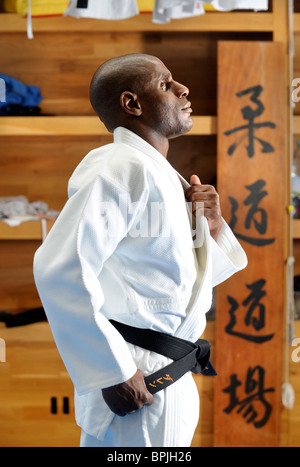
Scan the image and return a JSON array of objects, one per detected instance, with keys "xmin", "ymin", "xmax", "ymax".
[{"xmin": 33, "ymin": 127, "xmax": 247, "ymax": 445}]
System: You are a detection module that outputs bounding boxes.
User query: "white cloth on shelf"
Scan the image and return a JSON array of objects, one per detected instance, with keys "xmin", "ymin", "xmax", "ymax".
[
  {"xmin": 64, "ymin": 0, "xmax": 139, "ymax": 20},
  {"xmin": 0, "ymin": 196, "xmax": 59, "ymax": 226},
  {"xmin": 153, "ymin": 0, "xmax": 268, "ymax": 23},
  {"xmin": 211, "ymin": 0, "xmax": 268, "ymax": 11},
  {"xmin": 153, "ymin": 0, "xmax": 205, "ymax": 23}
]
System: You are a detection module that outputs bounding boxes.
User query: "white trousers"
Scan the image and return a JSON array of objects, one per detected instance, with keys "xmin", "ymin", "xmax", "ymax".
[{"xmin": 79, "ymin": 373, "xmax": 199, "ymax": 447}]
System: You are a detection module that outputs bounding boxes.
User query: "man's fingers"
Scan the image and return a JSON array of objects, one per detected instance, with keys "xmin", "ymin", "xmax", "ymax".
[
  {"xmin": 143, "ymin": 391, "xmax": 154, "ymax": 406},
  {"xmin": 190, "ymin": 174, "xmax": 201, "ymax": 186},
  {"xmin": 102, "ymin": 369, "xmax": 155, "ymax": 417},
  {"xmin": 140, "ymin": 376, "xmax": 154, "ymax": 407},
  {"xmin": 185, "ymin": 175, "xmax": 223, "ymax": 239}
]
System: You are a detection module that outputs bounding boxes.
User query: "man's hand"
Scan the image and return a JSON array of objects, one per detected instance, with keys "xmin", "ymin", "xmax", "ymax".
[
  {"xmin": 102, "ymin": 369, "xmax": 154, "ymax": 417},
  {"xmin": 185, "ymin": 174, "xmax": 223, "ymax": 240}
]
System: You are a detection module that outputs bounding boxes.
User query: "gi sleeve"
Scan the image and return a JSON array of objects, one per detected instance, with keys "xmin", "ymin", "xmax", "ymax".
[
  {"xmin": 34, "ymin": 175, "xmax": 148, "ymax": 396},
  {"xmin": 210, "ymin": 218, "xmax": 248, "ymax": 287}
]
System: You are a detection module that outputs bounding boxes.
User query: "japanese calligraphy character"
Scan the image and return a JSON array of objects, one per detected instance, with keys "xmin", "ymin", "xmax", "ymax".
[
  {"xmin": 223, "ymin": 366, "xmax": 274, "ymax": 428},
  {"xmin": 163, "ymin": 374, "xmax": 173, "ymax": 381},
  {"xmin": 229, "ymin": 179, "xmax": 275, "ymax": 246},
  {"xmin": 224, "ymin": 85, "xmax": 276, "ymax": 158},
  {"xmin": 225, "ymin": 279, "xmax": 274, "ymax": 343}
]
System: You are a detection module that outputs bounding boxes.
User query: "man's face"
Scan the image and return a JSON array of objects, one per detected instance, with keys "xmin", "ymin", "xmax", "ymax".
[{"xmin": 139, "ymin": 58, "xmax": 193, "ymax": 139}]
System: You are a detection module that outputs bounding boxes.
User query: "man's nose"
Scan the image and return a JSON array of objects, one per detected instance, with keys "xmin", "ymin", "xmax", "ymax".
[{"xmin": 175, "ymin": 81, "xmax": 190, "ymax": 98}]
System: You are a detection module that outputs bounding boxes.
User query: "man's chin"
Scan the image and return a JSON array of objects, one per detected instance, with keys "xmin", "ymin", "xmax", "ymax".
[{"xmin": 167, "ymin": 117, "xmax": 193, "ymax": 140}]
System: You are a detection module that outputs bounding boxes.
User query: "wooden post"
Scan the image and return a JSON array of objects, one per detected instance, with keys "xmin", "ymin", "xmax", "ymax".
[{"xmin": 214, "ymin": 41, "xmax": 287, "ymax": 447}]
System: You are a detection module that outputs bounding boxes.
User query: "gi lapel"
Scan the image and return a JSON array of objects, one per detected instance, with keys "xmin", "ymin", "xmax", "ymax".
[{"xmin": 175, "ymin": 172, "xmax": 213, "ymax": 340}]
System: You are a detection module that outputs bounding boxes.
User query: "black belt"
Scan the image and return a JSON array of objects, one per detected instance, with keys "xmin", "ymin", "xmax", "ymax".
[{"xmin": 110, "ymin": 320, "xmax": 217, "ymax": 395}]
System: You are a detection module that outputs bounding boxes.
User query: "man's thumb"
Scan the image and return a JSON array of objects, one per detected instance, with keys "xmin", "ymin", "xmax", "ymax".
[{"xmin": 190, "ymin": 174, "xmax": 201, "ymax": 186}]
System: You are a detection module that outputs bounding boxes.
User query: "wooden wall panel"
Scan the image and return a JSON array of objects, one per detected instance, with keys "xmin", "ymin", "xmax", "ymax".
[
  {"xmin": 0, "ymin": 136, "xmax": 112, "ymax": 210},
  {"xmin": 0, "ymin": 241, "xmax": 42, "ymax": 311},
  {"xmin": 0, "ymin": 31, "xmax": 271, "ymax": 117},
  {"xmin": 0, "ymin": 322, "xmax": 80, "ymax": 447},
  {"xmin": 0, "ymin": 135, "xmax": 216, "ymax": 216},
  {"xmin": 215, "ymin": 41, "xmax": 287, "ymax": 447}
]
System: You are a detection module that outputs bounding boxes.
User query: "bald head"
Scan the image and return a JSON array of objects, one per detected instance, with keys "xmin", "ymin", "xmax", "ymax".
[{"xmin": 89, "ymin": 53, "xmax": 159, "ymax": 132}]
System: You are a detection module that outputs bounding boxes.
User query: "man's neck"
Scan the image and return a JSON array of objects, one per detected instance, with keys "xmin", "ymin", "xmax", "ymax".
[{"xmin": 120, "ymin": 124, "xmax": 169, "ymax": 159}]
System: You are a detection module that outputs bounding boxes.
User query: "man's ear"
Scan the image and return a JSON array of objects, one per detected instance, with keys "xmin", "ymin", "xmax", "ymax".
[{"xmin": 120, "ymin": 91, "xmax": 142, "ymax": 117}]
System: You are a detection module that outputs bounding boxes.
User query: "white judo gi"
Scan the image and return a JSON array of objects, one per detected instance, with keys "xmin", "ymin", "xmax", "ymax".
[{"xmin": 33, "ymin": 127, "xmax": 247, "ymax": 447}]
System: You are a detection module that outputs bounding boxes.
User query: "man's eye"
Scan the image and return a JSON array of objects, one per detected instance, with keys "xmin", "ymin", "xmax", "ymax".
[{"xmin": 161, "ymin": 81, "xmax": 171, "ymax": 91}]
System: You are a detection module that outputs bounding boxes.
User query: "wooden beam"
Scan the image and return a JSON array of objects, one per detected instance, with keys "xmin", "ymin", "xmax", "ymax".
[
  {"xmin": 0, "ymin": 116, "xmax": 106, "ymax": 136},
  {"xmin": 3, "ymin": 115, "xmax": 300, "ymax": 137},
  {"xmin": 188, "ymin": 116, "xmax": 217, "ymax": 136},
  {"xmin": 0, "ymin": 220, "xmax": 55, "ymax": 240},
  {"xmin": 0, "ymin": 116, "xmax": 217, "ymax": 136},
  {"xmin": 273, "ymin": 0, "xmax": 290, "ymax": 44},
  {"xmin": 0, "ymin": 12, "xmax": 274, "ymax": 34}
]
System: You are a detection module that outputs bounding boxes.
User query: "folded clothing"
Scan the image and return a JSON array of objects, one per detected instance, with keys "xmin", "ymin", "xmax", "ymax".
[
  {"xmin": 0, "ymin": 73, "xmax": 42, "ymax": 116},
  {"xmin": 0, "ymin": 196, "xmax": 59, "ymax": 225}
]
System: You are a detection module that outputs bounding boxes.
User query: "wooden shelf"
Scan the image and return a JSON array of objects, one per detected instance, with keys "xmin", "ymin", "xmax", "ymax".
[
  {"xmin": 0, "ymin": 115, "xmax": 217, "ymax": 136},
  {"xmin": 0, "ymin": 219, "xmax": 55, "ymax": 240},
  {"xmin": 4, "ymin": 115, "xmax": 300, "ymax": 137},
  {"xmin": 0, "ymin": 12, "xmax": 274, "ymax": 34},
  {"xmin": 0, "ymin": 116, "xmax": 105, "ymax": 136}
]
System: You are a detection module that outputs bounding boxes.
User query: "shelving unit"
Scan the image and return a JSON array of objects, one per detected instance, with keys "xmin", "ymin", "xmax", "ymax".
[{"xmin": 0, "ymin": 2, "xmax": 294, "ymax": 240}]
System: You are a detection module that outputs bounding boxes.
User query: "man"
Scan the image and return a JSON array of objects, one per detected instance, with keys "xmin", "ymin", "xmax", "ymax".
[{"xmin": 33, "ymin": 54, "xmax": 247, "ymax": 447}]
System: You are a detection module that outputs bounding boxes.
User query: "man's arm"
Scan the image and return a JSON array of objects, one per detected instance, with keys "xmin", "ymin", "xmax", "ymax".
[{"xmin": 34, "ymin": 176, "xmax": 147, "ymax": 397}]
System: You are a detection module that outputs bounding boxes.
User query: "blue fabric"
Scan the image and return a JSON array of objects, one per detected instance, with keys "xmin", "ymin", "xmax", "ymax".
[{"xmin": 0, "ymin": 73, "xmax": 42, "ymax": 114}]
